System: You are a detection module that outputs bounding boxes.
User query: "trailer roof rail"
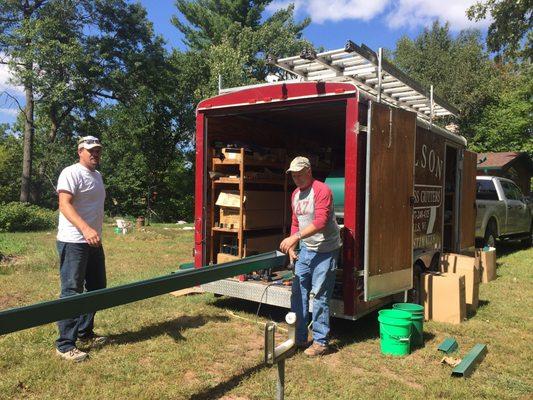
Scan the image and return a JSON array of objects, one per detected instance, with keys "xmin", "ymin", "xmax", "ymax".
[{"xmin": 272, "ymin": 40, "xmax": 459, "ymax": 121}]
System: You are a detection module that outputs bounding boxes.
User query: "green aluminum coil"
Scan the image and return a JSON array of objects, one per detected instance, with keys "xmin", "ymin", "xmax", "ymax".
[{"xmin": 325, "ymin": 171, "xmax": 345, "ymax": 218}]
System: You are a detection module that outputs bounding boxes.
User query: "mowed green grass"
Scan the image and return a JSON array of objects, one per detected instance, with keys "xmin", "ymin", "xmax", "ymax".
[{"xmin": 0, "ymin": 226, "xmax": 531, "ymax": 400}]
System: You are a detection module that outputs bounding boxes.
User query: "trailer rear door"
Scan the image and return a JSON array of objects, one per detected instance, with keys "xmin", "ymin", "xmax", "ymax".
[
  {"xmin": 459, "ymin": 150, "xmax": 477, "ymax": 249},
  {"xmin": 364, "ymin": 102, "xmax": 416, "ymax": 301}
]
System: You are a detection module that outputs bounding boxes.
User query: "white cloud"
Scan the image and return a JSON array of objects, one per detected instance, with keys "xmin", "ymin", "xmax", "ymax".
[
  {"xmin": 266, "ymin": 0, "xmax": 490, "ymax": 30},
  {"xmin": 0, "ymin": 54, "xmax": 24, "ymax": 94},
  {"xmin": 0, "ymin": 107, "xmax": 19, "ymax": 117},
  {"xmin": 386, "ymin": 0, "xmax": 490, "ymax": 30}
]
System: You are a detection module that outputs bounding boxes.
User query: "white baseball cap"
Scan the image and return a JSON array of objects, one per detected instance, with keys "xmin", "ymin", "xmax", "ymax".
[
  {"xmin": 77, "ymin": 136, "xmax": 102, "ymax": 150},
  {"xmin": 286, "ymin": 156, "xmax": 311, "ymax": 173}
]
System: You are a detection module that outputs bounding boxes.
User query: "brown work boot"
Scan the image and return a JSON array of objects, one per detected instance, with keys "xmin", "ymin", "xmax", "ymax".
[
  {"xmin": 296, "ymin": 341, "xmax": 310, "ymax": 350},
  {"xmin": 304, "ymin": 342, "xmax": 328, "ymax": 357}
]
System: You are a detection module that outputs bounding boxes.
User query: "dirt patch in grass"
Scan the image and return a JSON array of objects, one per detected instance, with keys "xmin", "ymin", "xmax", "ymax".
[
  {"xmin": 0, "ymin": 292, "xmax": 25, "ymax": 309},
  {"xmin": 379, "ymin": 365, "xmax": 423, "ymax": 390},
  {"xmin": 0, "ymin": 255, "xmax": 22, "ymax": 266}
]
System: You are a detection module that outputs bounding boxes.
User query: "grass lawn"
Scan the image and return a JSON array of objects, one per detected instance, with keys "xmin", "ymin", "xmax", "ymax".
[{"xmin": 0, "ymin": 225, "xmax": 531, "ymax": 400}]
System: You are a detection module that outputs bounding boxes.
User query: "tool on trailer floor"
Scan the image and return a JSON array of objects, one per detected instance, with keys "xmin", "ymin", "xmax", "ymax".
[
  {"xmin": 264, "ymin": 312, "xmax": 297, "ymax": 400},
  {"xmin": 0, "ymin": 251, "xmax": 287, "ymax": 336}
]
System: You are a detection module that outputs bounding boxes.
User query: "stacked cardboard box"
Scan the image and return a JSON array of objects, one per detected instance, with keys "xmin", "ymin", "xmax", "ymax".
[
  {"xmin": 462, "ymin": 247, "xmax": 497, "ymax": 283},
  {"xmin": 245, "ymin": 234, "xmax": 284, "ymax": 254},
  {"xmin": 440, "ymin": 253, "xmax": 480, "ymax": 312},
  {"xmin": 422, "ymin": 272, "xmax": 466, "ymax": 324},
  {"xmin": 479, "ymin": 248, "xmax": 497, "ymax": 283},
  {"xmin": 216, "ymin": 191, "xmax": 285, "ymax": 229}
]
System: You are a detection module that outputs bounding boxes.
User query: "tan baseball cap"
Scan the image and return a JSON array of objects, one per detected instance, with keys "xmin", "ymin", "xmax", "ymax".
[
  {"xmin": 286, "ymin": 156, "xmax": 311, "ymax": 173},
  {"xmin": 77, "ymin": 136, "xmax": 102, "ymax": 150}
]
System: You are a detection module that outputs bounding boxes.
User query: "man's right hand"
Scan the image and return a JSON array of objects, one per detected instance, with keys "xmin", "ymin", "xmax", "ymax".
[
  {"xmin": 288, "ymin": 248, "xmax": 299, "ymax": 265},
  {"xmin": 82, "ymin": 226, "xmax": 101, "ymax": 247}
]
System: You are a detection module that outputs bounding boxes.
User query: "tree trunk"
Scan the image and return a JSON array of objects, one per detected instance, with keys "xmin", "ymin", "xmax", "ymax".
[
  {"xmin": 20, "ymin": 1, "xmax": 35, "ymax": 203},
  {"xmin": 20, "ymin": 83, "xmax": 34, "ymax": 203}
]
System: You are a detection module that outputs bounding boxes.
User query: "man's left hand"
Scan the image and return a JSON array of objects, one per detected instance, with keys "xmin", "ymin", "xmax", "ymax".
[{"xmin": 280, "ymin": 234, "xmax": 300, "ymax": 253}]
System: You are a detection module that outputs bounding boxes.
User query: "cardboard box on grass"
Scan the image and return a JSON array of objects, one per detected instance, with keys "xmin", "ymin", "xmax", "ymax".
[
  {"xmin": 461, "ymin": 248, "xmax": 497, "ymax": 283},
  {"xmin": 479, "ymin": 248, "xmax": 497, "ymax": 283},
  {"xmin": 422, "ymin": 272, "xmax": 466, "ymax": 324},
  {"xmin": 440, "ymin": 253, "xmax": 480, "ymax": 312}
]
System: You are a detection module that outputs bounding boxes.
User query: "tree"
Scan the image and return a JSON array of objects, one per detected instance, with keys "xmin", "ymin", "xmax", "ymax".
[
  {"xmin": 467, "ymin": 0, "xmax": 533, "ymax": 62},
  {"xmin": 393, "ymin": 21, "xmax": 498, "ymax": 137},
  {"xmin": 470, "ymin": 65, "xmax": 533, "ymax": 154},
  {"xmin": 0, "ymin": 124, "xmax": 22, "ymax": 203},
  {"xmin": 173, "ymin": 1, "xmax": 311, "ymax": 93},
  {"xmin": 0, "ymin": 0, "xmax": 172, "ymax": 203}
]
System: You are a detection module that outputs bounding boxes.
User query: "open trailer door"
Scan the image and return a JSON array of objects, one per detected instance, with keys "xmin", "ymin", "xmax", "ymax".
[
  {"xmin": 364, "ymin": 102, "xmax": 416, "ymax": 301},
  {"xmin": 459, "ymin": 150, "xmax": 477, "ymax": 250}
]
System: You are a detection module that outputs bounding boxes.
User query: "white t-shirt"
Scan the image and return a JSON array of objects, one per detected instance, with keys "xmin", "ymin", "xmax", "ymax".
[{"xmin": 56, "ymin": 163, "xmax": 106, "ymax": 243}]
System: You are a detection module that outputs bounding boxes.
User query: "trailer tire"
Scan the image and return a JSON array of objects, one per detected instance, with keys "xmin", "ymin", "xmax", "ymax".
[{"xmin": 408, "ymin": 261, "xmax": 425, "ymax": 305}]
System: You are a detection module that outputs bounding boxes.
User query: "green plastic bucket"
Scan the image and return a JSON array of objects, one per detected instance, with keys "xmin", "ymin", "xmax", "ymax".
[
  {"xmin": 378, "ymin": 309, "xmax": 412, "ymax": 356},
  {"xmin": 393, "ymin": 303, "xmax": 425, "ymax": 348}
]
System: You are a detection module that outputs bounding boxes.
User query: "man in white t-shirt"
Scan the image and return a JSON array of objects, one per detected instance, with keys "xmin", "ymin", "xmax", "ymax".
[{"xmin": 55, "ymin": 136, "xmax": 107, "ymax": 362}]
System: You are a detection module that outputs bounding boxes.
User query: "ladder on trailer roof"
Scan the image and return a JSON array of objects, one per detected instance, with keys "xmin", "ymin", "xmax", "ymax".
[{"xmin": 267, "ymin": 40, "xmax": 459, "ymax": 122}]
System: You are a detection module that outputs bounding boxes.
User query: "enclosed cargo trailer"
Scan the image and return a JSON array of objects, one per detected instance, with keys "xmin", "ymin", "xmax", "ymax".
[{"xmin": 193, "ymin": 44, "xmax": 477, "ymax": 320}]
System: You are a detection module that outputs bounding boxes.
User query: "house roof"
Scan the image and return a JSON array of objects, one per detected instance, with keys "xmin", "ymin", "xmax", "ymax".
[{"xmin": 477, "ymin": 152, "xmax": 532, "ymax": 171}]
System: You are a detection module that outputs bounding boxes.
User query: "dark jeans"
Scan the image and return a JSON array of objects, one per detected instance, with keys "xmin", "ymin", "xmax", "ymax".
[{"xmin": 56, "ymin": 241, "xmax": 106, "ymax": 352}]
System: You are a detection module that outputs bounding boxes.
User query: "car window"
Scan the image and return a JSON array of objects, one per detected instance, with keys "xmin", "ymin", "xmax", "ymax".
[
  {"xmin": 501, "ymin": 181, "xmax": 523, "ymax": 201},
  {"xmin": 476, "ymin": 180, "xmax": 498, "ymax": 201}
]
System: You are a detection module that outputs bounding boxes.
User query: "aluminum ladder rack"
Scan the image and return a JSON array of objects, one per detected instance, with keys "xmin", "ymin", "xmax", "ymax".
[{"xmin": 269, "ymin": 40, "xmax": 459, "ymax": 122}]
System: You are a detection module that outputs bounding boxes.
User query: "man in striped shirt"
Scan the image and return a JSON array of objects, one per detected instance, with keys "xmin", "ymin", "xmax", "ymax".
[{"xmin": 280, "ymin": 157, "xmax": 342, "ymax": 356}]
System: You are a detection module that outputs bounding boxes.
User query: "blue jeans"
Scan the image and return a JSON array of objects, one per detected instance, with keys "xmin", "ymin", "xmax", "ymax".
[
  {"xmin": 56, "ymin": 241, "xmax": 106, "ymax": 352},
  {"xmin": 291, "ymin": 245, "xmax": 339, "ymax": 346}
]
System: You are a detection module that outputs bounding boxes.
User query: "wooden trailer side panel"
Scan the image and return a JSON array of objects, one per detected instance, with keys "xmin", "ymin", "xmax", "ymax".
[
  {"xmin": 364, "ymin": 102, "xmax": 416, "ymax": 301},
  {"xmin": 460, "ymin": 150, "xmax": 477, "ymax": 249}
]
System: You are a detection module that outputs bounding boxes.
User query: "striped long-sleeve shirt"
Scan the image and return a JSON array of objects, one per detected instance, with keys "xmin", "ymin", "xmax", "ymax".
[{"xmin": 291, "ymin": 179, "xmax": 342, "ymax": 253}]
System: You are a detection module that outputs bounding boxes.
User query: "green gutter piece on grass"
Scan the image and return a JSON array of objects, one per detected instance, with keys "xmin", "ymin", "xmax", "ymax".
[
  {"xmin": 452, "ymin": 344, "xmax": 488, "ymax": 378},
  {"xmin": 438, "ymin": 337, "xmax": 458, "ymax": 354}
]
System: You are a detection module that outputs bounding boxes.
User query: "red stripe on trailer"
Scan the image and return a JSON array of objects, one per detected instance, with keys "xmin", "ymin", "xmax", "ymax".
[
  {"xmin": 197, "ymin": 82, "xmax": 357, "ymax": 110},
  {"xmin": 194, "ymin": 112, "xmax": 205, "ymax": 267},
  {"xmin": 342, "ymin": 97, "xmax": 359, "ymax": 316}
]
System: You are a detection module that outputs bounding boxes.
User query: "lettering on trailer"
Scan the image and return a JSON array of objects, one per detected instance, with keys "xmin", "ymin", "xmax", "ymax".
[{"xmin": 414, "ymin": 128, "xmax": 445, "ymax": 251}]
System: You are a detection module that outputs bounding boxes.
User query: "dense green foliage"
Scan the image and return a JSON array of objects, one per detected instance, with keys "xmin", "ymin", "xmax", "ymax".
[
  {"xmin": 0, "ymin": 1, "xmax": 531, "ymax": 228},
  {"xmin": 467, "ymin": 0, "xmax": 533, "ymax": 61},
  {"xmin": 393, "ymin": 21, "xmax": 532, "ymax": 154},
  {"xmin": 173, "ymin": 1, "xmax": 311, "ymax": 96},
  {"xmin": 0, "ymin": 202, "xmax": 56, "ymax": 232}
]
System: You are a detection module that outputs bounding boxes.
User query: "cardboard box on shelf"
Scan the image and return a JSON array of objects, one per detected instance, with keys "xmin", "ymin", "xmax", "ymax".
[
  {"xmin": 245, "ymin": 234, "xmax": 284, "ymax": 254},
  {"xmin": 220, "ymin": 208, "xmax": 284, "ymax": 229},
  {"xmin": 440, "ymin": 253, "xmax": 480, "ymax": 312},
  {"xmin": 217, "ymin": 253, "xmax": 240, "ymax": 264},
  {"xmin": 422, "ymin": 272, "xmax": 466, "ymax": 324},
  {"xmin": 216, "ymin": 191, "xmax": 285, "ymax": 210}
]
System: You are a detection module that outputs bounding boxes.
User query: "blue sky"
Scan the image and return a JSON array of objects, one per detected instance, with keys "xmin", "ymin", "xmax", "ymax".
[{"xmin": 0, "ymin": 0, "xmax": 489, "ymax": 124}]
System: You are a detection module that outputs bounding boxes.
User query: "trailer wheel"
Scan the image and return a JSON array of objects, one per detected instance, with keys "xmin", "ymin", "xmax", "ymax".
[{"xmin": 407, "ymin": 261, "xmax": 425, "ymax": 305}]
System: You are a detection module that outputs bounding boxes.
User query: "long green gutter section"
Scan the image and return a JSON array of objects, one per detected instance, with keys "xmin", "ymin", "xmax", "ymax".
[
  {"xmin": 451, "ymin": 344, "xmax": 488, "ymax": 378},
  {"xmin": 0, "ymin": 251, "xmax": 287, "ymax": 336}
]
